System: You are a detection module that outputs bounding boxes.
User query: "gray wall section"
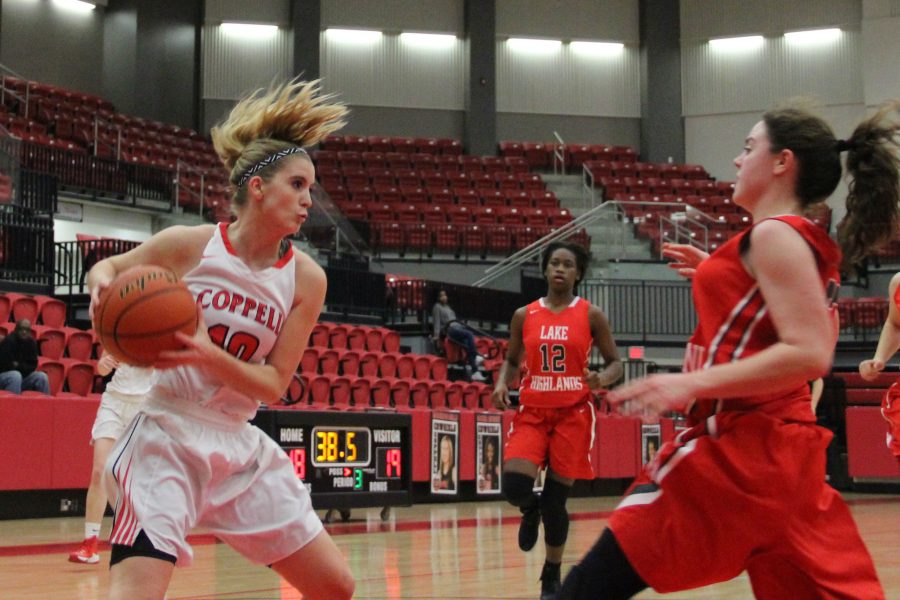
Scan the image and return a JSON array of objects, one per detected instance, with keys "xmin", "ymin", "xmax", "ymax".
[
  {"xmin": 292, "ymin": 0, "xmax": 320, "ymax": 81},
  {"xmin": 321, "ymin": 0, "xmax": 464, "ymax": 33},
  {"xmin": 342, "ymin": 105, "xmax": 465, "ymax": 139},
  {"xmin": 464, "ymin": 0, "xmax": 496, "ymax": 155},
  {"xmin": 497, "ymin": 113, "xmax": 641, "ymax": 148},
  {"xmin": 102, "ymin": 0, "xmax": 139, "ymax": 115},
  {"xmin": 639, "ymin": 0, "xmax": 684, "ymax": 164},
  {"xmin": 203, "ymin": 98, "xmax": 236, "ymax": 132},
  {"xmin": 0, "ymin": 0, "xmax": 106, "ymax": 95},
  {"xmin": 132, "ymin": 1, "xmax": 202, "ymax": 129}
]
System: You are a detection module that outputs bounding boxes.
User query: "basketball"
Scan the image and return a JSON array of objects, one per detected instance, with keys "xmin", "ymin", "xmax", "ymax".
[{"xmin": 94, "ymin": 265, "xmax": 198, "ymax": 366}]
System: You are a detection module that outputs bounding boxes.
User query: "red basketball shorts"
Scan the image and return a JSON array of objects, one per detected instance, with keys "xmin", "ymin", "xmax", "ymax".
[
  {"xmin": 882, "ymin": 383, "xmax": 900, "ymax": 461},
  {"xmin": 504, "ymin": 401, "xmax": 595, "ymax": 480},
  {"xmin": 609, "ymin": 411, "xmax": 883, "ymax": 598}
]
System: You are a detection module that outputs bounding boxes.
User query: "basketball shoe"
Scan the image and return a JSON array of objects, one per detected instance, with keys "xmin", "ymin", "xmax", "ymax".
[
  {"xmin": 539, "ymin": 561, "xmax": 561, "ymax": 600},
  {"xmin": 518, "ymin": 504, "xmax": 541, "ymax": 551},
  {"xmin": 68, "ymin": 536, "xmax": 99, "ymax": 564}
]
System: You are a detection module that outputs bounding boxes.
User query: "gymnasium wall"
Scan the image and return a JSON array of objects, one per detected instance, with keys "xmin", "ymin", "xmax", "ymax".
[
  {"xmin": 493, "ymin": 0, "xmax": 641, "ymax": 147},
  {"xmin": 680, "ymin": 0, "xmax": 876, "ymax": 227},
  {"xmin": 0, "ymin": 0, "xmax": 106, "ymax": 96}
]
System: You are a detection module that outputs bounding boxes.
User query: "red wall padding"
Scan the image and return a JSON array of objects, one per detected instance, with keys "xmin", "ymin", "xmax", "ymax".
[
  {"xmin": 0, "ymin": 395, "xmax": 97, "ymax": 490},
  {"xmin": 846, "ymin": 406, "xmax": 900, "ymax": 479}
]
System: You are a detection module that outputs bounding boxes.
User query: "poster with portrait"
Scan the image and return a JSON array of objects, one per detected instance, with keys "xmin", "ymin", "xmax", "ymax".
[
  {"xmin": 476, "ymin": 414, "xmax": 502, "ymax": 496},
  {"xmin": 641, "ymin": 423, "xmax": 661, "ymax": 465},
  {"xmin": 431, "ymin": 411, "xmax": 460, "ymax": 495}
]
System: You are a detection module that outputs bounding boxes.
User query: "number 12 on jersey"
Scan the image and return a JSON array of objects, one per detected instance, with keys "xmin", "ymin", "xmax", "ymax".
[{"xmin": 540, "ymin": 343, "xmax": 566, "ymax": 373}]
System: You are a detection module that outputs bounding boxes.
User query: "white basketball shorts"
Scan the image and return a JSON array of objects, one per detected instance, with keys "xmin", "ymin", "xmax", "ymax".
[
  {"xmin": 104, "ymin": 410, "xmax": 323, "ymax": 567},
  {"xmin": 91, "ymin": 390, "xmax": 145, "ymax": 442}
]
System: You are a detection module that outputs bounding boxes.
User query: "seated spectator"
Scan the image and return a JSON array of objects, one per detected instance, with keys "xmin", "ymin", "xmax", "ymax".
[
  {"xmin": 0, "ymin": 319, "xmax": 50, "ymax": 395},
  {"xmin": 432, "ymin": 289, "xmax": 485, "ymax": 382}
]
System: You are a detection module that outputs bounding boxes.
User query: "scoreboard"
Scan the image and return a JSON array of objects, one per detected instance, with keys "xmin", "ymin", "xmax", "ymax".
[{"xmin": 252, "ymin": 409, "xmax": 412, "ymax": 510}]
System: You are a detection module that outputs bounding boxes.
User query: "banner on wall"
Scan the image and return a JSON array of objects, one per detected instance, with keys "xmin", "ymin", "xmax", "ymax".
[
  {"xmin": 475, "ymin": 413, "xmax": 502, "ymax": 496},
  {"xmin": 641, "ymin": 423, "xmax": 661, "ymax": 465},
  {"xmin": 431, "ymin": 411, "xmax": 460, "ymax": 495}
]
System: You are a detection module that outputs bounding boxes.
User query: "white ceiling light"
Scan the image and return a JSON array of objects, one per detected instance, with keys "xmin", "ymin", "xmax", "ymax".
[
  {"xmin": 325, "ymin": 28, "xmax": 382, "ymax": 44},
  {"xmin": 570, "ymin": 41, "xmax": 624, "ymax": 56},
  {"xmin": 52, "ymin": 0, "xmax": 95, "ymax": 12},
  {"xmin": 507, "ymin": 38, "xmax": 562, "ymax": 53},
  {"xmin": 708, "ymin": 35, "xmax": 764, "ymax": 51},
  {"xmin": 400, "ymin": 32, "xmax": 457, "ymax": 48},
  {"xmin": 784, "ymin": 28, "xmax": 841, "ymax": 45},
  {"xmin": 221, "ymin": 22, "xmax": 278, "ymax": 37}
]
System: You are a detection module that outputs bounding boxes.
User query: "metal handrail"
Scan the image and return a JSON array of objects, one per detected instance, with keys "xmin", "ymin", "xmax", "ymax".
[
  {"xmin": 473, "ymin": 200, "xmax": 720, "ymax": 288},
  {"xmin": 582, "ymin": 163, "xmax": 597, "ymax": 208},
  {"xmin": 476, "ymin": 200, "xmax": 611, "ymax": 284},
  {"xmin": 175, "ymin": 159, "xmax": 207, "ymax": 214},
  {"xmin": 552, "ymin": 131, "xmax": 565, "ymax": 175}
]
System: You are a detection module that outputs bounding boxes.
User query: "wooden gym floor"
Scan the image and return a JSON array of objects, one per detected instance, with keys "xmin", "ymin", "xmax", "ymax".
[{"xmin": 2, "ymin": 493, "xmax": 899, "ymax": 599}]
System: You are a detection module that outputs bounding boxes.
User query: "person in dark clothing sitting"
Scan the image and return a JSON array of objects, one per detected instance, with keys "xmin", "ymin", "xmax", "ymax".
[
  {"xmin": 0, "ymin": 319, "xmax": 51, "ymax": 395},
  {"xmin": 432, "ymin": 289, "xmax": 485, "ymax": 382}
]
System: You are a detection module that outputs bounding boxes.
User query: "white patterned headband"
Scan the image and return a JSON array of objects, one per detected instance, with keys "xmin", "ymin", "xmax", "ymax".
[{"xmin": 237, "ymin": 146, "xmax": 309, "ymax": 187}]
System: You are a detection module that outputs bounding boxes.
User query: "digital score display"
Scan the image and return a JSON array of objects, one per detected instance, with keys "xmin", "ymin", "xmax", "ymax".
[{"xmin": 253, "ymin": 410, "xmax": 412, "ymax": 510}]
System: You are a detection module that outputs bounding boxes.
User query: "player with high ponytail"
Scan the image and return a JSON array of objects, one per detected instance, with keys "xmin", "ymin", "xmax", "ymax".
[
  {"xmin": 560, "ymin": 100, "xmax": 897, "ymax": 599},
  {"xmin": 87, "ymin": 80, "xmax": 354, "ymax": 600}
]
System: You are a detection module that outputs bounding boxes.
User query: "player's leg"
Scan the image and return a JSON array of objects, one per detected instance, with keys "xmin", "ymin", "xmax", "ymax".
[
  {"xmin": 538, "ymin": 471, "xmax": 573, "ymax": 599},
  {"xmin": 22, "ymin": 370, "xmax": 50, "ymax": 394},
  {"xmin": 69, "ymin": 437, "xmax": 115, "ymax": 564},
  {"xmin": 108, "ymin": 535, "xmax": 176, "ymax": 600},
  {"xmin": 503, "ymin": 458, "xmax": 542, "ymax": 551},
  {"xmin": 271, "ymin": 530, "xmax": 355, "ymax": 600},
  {"xmin": 558, "ymin": 528, "xmax": 647, "ymax": 600}
]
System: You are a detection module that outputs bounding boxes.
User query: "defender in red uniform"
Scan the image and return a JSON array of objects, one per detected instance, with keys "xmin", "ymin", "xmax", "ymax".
[
  {"xmin": 859, "ymin": 272, "xmax": 900, "ymax": 462},
  {"xmin": 559, "ymin": 102, "xmax": 899, "ymax": 599},
  {"xmin": 492, "ymin": 241, "xmax": 622, "ymax": 600}
]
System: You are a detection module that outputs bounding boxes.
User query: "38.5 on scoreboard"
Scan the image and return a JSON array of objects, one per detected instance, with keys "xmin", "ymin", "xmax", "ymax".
[{"xmin": 252, "ymin": 410, "xmax": 412, "ymax": 510}]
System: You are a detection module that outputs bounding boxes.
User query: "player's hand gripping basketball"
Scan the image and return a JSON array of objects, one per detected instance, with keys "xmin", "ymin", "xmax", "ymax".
[
  {"xmin": 153, "ymin": 304, "xmax": 214, "ymax": 370},
  {"xmin": 859, "ymin": 358, "xmax": 886, "ymax": 381},
  {"xmin": 88, "ymin": 271, "xmax": 115, "ymax": 322},
  {"xmin": 662, "ymin": 242, "xmax": 710, "ymax": 280},
  {"xmin": 608, "ymin": 373, "xmax": 698, "ymax": 421}
]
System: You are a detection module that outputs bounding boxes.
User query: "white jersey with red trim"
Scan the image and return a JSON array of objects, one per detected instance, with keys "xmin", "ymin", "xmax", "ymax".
[
  {"xmin": 105, "ymin": 364, "xmax": 154, "ymax": 397},
  {"xmin": 147, "ymin": 223, "xmax": 295, "ymax": 425}
]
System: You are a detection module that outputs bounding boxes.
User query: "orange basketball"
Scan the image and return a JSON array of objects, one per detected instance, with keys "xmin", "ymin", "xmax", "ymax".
[{"xmin": 94, "ymin": 265, "xmax": 198, "ymax": 366}]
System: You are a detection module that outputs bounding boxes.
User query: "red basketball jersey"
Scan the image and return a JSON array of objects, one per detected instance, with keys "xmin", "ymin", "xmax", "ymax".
[
  {"xmin": 684, "ymin": 215, "xmax": 841, "ymax": 422},
  {"xmin": 519, "ymin": 297, "xmax": 593, "ymax": 408},
  {"xmin": 894, "ymin": 278, "xmax": 900, "ymax": 311}
]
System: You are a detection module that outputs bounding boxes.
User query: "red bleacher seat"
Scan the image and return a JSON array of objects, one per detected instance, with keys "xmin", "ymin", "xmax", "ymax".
[
  {"xmin": 37, "ymin": 357, "xmax": 65, "ymax": 396},
  {"xmin": 339, "ymin": 349, "xmax": 361, "ymax": 377},
  {"xmin": 371, "ymin": 377, "xmax": 393, "ymax": 407},
  {"xmin": 65, "ymin": 328, "xmax": 95, "ymax": 361},
  {"xmin": 0, "ymin": 295, "xmax": 10, "ymax": 322},
  {"xmin": 283, "ymin": 373, "xmax": 309, "ymax": 406},
  {"xmin": 5, "ymin": 293, "xmax": 38, "ymax": 323},
  {"xmin": 378, "ymin": 352, "xmax": 398, "ymax": 378},
  {"xmin": 317, "ymin": 349, "xmax": 340, "ymax": 375},
  {"xmin": 63, "ymin": 360, "xmax": 95, "ymax": 396},
  {"xmin": 390, "ymin": 378, "xmax": 411, "ymax": 407},
  {"xmin": 37, "ymin": 327, "xmax": 66, "ymax": 360},
  {"xmin": 396, "ymin": 355, "xmax": 415, "ymax": 379},
  {"xmin": 351, "ymin": 377, "xmax": 372, "ymax": 408},
  {"xmin": 300, "ymin": 347, "xmax": 319, "ymax": 375}
]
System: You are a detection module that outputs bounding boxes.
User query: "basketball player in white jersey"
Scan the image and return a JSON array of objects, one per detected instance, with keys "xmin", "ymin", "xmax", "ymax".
[
  {"xmin": 86, "ymin": 79, "xmax": 354, "ymax": 600},
  {"xmin": 69, "ymin": 352, "xmax": 153, "ymax": 564}
]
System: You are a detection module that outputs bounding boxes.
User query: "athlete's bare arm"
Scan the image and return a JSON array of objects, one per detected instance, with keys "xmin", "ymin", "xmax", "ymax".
[
  {"xmin": 492, "ymin": 306, "xmax": 527, "ymax": 409},
  {"xmin": 585, "ymin": 306, "xmax": 623, "ymax": 389},
  {"xmin": 860, "ymin": 272, "xmax": 900, "ymax": 380}
]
